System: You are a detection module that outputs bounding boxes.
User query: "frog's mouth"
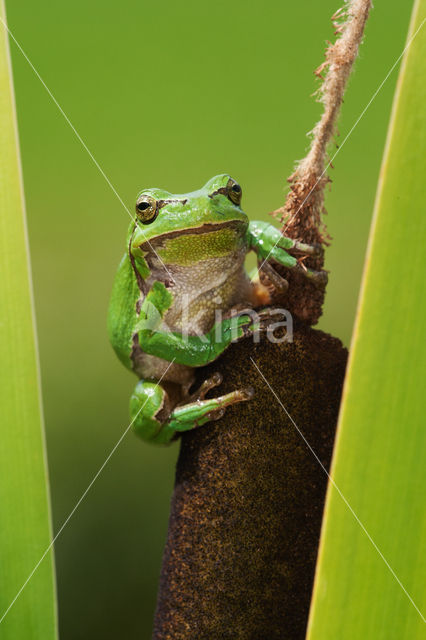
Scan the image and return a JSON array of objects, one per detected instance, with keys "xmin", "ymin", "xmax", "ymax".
[{"xmin": 137, "ymin": 219, "xmax": 246, "ymax": 251}]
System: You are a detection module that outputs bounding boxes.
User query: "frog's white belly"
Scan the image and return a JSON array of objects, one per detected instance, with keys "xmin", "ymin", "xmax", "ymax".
[{"xmin": 133, "ymin": 248, "xmax": 253, "ymax": 384}]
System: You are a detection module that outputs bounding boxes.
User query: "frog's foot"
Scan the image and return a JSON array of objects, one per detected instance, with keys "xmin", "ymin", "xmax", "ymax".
[
  {"xmin": 219, "ymin": 308, "xmax": 260, "ymax": 341},
  {"xmin": 258, "ymin": 261, "xmax": 289, "ymax": 295},
  {"xmin": 130, "ymin": 379, "xmax": 254, "ymax": 445},
  {"xmin": 289, "ymin": 241, "xmax": 327, "ymax": 287},
  {"xmin": 249, "ymin": 221, "xmax": 327, "ymax": 290},
  {"xmin": 258, "ymin": 257, "xmax": 327, "ymax": 292},
  {"xmin": 222, "ymin": 306, "xmax": 285, "ymax": 340},
  {"xmin": 170, "ymin": 386, "xmax": 254, "ymax": 435}
]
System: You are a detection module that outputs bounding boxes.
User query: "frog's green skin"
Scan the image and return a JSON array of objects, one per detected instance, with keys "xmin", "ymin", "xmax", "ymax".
[{"xmin": 108, "ymin": 174, "xmax": 324, "ymax": 444}]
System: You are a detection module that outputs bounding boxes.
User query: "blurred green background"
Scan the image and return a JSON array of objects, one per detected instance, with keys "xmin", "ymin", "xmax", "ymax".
[{"xmin": 5, "ymin": 0, "xmax": 412, "ymax": 637}]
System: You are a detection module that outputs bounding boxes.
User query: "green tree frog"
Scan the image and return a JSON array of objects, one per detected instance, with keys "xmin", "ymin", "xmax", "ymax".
[{"xmin": 108, "ymin": 175, "xmax": 324, "ymax": 444}]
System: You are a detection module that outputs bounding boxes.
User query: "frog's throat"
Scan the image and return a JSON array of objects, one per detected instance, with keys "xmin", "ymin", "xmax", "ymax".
[{"xmin": 135, "ymin": 220, "xmax": 246, "ymax": 251}]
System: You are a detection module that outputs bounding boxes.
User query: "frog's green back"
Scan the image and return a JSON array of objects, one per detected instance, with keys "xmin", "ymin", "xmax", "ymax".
[{"xmin": 107, "ymin": 254, "xmax": 140, "ymax": 370}]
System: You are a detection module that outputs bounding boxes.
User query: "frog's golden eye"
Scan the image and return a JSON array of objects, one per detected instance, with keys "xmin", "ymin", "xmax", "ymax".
[
  {"xmin": 135, "ymin": 195, "xmax": 158, "ymax": 224},
  {"xmin": 226, "ymin": 178, "xmax": 242, "ymax": 205}
]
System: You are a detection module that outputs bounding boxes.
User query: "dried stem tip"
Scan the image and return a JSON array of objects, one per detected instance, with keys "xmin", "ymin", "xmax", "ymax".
[{"xmin": 274, "ymin": 0, "xmax": 372, "ymax": 250}]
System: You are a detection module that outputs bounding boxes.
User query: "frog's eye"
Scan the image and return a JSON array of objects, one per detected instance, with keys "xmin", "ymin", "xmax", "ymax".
[
  {"xmin": 135, "ymin": 195, "xmax": 158, "ymax": 223},
  {"xmin": 226, "ymin": 178, "xmax": 242, "ymax": 205}
]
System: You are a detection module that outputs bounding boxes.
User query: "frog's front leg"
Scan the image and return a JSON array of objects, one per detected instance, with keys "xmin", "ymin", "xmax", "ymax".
[
  {"xmin": 135, "ymin": 282, "xmax": 256, "ymax": 367},
  {"xmin": 130, "ymin": 377, "xmax": 253, "ymax": 445},
  {"xmin": 247, "ymin": 220, "xmax": 327, "ymax": 287}
]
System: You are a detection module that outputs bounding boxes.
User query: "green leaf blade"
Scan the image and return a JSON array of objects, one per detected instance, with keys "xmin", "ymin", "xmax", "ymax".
[
  {"xmin": 0, "ymin": 2, "xmax": 58, "ymax": 637},
  {"xmin": 307, "ymin": 1, "xmax": 426, "ymax": 638}
]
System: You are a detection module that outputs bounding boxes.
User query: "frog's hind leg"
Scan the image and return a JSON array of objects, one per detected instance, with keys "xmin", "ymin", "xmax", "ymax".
[
  {"xmin": 170, "ymin": 384, "xmax": 254, "ymax": 438},
  {"xmin": 130, "ymin": 378, "xmax": 253, "ymax": 445}
]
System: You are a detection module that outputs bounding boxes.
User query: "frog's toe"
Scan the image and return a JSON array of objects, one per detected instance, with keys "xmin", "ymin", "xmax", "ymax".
[
  {"xmin": 271, "ymin": 246, "xmax": 298, "ymax": 269},
  {"xmin": 171, "ymin": 386, "xmax": 254, "ymax": 433},
  {"xmin": 210, "ymin": 371, "xmax": 223, "ymax": 387},
  {"xmin": 294, "ymin": 263, "xmax": 328, "ymax": 288},
  {"xmin": 190, "ymin": 372, "xmax": 223, "ymax": 401},
  {"xmin": 293, "ymin": 240, "xmax": 324, "ymax": 257},
  {"xmin": 238, "ymin": 386, "xmax": 255, "ymax": 401}
]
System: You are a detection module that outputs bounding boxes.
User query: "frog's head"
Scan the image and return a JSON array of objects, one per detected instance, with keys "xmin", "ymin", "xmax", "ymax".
[{"xmin": 129, "ymin": 175, "xmax": 249, "ymax": 266}]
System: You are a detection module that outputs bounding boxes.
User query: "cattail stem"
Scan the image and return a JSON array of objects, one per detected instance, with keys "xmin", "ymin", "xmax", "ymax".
[
  {"xmin": 269, "ymin": 0, "xmax": 372, "ymax": 325},
  {"xmin": 275, "ymin": 0, "xmax": 372, "ymax": 247}
]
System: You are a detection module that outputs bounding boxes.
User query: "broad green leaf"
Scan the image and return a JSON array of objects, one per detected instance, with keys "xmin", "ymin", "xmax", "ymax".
[
  {"xmin": 307, "ymin": 1, "xmax": 426, "ymax": 638},
  {"xmin": 0, "ymin": 2, "xmax": 58, "ymax": 637}
]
